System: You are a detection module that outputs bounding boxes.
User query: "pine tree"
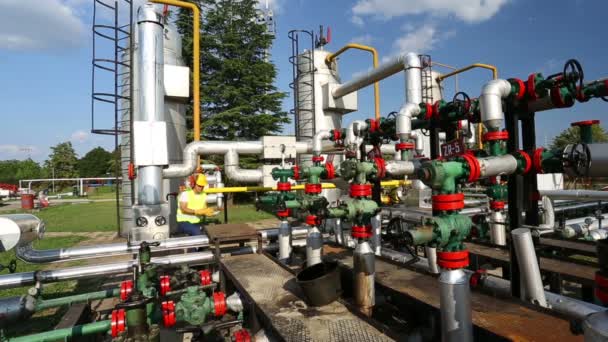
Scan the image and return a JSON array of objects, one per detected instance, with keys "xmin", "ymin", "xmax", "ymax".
[{"xmin": 176, "ymin": 0, "xmax": 288, "ymax": 141}]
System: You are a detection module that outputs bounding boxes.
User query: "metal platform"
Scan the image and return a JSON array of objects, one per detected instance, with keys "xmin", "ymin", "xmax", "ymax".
[
  {"xmin": 324, "ymin": 245, "xmax": 582, "ymax": 342},
  {"xmin": 221, "ymin": 253, "xmax": 394, "ymax": 342}
]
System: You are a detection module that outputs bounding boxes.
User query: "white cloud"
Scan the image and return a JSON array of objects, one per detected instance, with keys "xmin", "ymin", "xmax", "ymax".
[
  {"xmin": 352, "ymin": 0, "xmax": 509, "ymax": 23},
  {"xmin": 0, "ymin": 0, "xmax": 87, "ymax": 51},
  {"xmin": 71, "ymin": 130, "xmax": 90, "ymax": 143},
  {"xmin": 393, "ymin": 24, "xmax": 439, "ymax": 55},
  {"xmin": 351, "ymin": 34, "xmax": 374, "ymax": 45},
  {"xmin": 257, "ymin": 0, "xmax": 283, "ymax": 14},
  {"xmin": 351, "ymin": 15, "xmax": 365, "ymax": 27},
  {"xmin": 0, "ymin": 145, "xmax": 40, "ymax": 159}
]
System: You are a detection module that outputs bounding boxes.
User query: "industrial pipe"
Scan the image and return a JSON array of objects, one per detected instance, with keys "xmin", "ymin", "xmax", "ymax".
[
  {"xmin": 325, "ymin": 43, "xmax": 381, "ymax": 120},
  {"xmin": 16, "ymin": 235, "xmax": 209, "ymax": 263},
  {"xmin": 354, "ymin": 240, "xmax": 375, "ymax": 317},
  {"xmin": 435, "ymin": 63, "xmax": 498, "ymax": 83},
  {"xmin": 539, "ymin": 189, "xmax": 608, "ymax": 201},
  {"xmin": 278, "ymin": 220, "xmax": 291, "ymax": 261},
  {"xmin": 150, "ymin": 0, "xmax": 201, "ymax": 141},
  {"xmin": 511, "ymin": 228, "xmax": 548, "ymax": 307},
  {"xmin": 6, "ymin": 320, "xmax": 111, "ymax": 342},
  {"xmin": 0, "ymin": 252, "xmax": 214, "ymax": 290},
  {"xmin": 479, "ymin": 79, "xmax": 512, "ymax": 131},
  {"xmin": 0, "ymin": 214, "xmax": 45, "ymax": 252},
  {"xmin": 439, "ymin": 268, "xmax": 473, "ymax": 342},
  {"xmin": 333, "ymin": 52, "xmax": 422, "ymax": 104},
  {"xmin": 312, "ymin": 130, "xmax": 332, "ymax": 156},
  {"xmin": 224, "ymin": 150, "xmax": 263, "ymax": 184}
]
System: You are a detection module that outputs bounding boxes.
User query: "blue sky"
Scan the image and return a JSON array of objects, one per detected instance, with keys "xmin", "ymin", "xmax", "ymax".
[{"xmin": 0, "ymin": 0, "xmax": 606, "ymax": 162}]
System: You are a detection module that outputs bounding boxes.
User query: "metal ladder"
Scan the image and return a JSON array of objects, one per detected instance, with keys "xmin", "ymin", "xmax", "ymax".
[
  {"xmin": 420, "ymin": 54, "xmax": 434, "ymax": 104},
  {"xmin": 288, "ymin": 30, "xmax": 316, "ymax": 143},
  {"xmin": 90, "ymin": 0, "xmax": 133, "ymax": 234}
]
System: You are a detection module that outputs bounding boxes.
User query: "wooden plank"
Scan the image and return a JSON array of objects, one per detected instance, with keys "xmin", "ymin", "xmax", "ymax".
[
  {"xmin": 466, "ymin": 242, "xmax": 596, "ymax": 284},
  {"xmin": 324, "ymin": 246, "xmax": 582, "ymax": 342}
]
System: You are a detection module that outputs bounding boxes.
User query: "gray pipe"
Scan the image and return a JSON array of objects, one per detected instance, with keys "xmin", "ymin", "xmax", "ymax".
[
  {"xmin": 479, "ymin": 79, "xmax": 511, "ymax": 131},
  {"xmin": 511, "ymin": 228, "xmax": 548, "ymax": 307},
  {"xmin": 16, "ymin": 235, "xmax": 210, "ymax": 263},
  {"xmin": 136, "ymin": 5, "xmax": 165, "ymax": 205},
  {"xmin": 425, "ymin": 246, "xmax": 439, "ymax": 274},
  {"xmin": 0, "ymin": 214, "xmax": 45, "ymax": 252},
  {"xmin": 278, "ymin": 220, "xmax": 291, "ymax": 261},
  {"xmin": 540, "ymin": 189, "xmax": 608, "ymax": 201},
  {"xmin": 489, "ymin": 210, "xmax": 507, "ymax": 246},
  {"xmin": 306, "ymin": 225, "xmax": 322, "ymax": 267},
  {"xmin": 332, "ymin": 52, "xmax": 421, "ymax": 100},
  {"xmin": 224, "ymin": 149, "xmax": 263, "ymax": 184},
  {"xmin": 0, "ymin": 252, "xmax": 214, "ymax": 290},
  {"xmin": 587, "ymin": 143, "xmax": 608, "ymax": 178},
  {"xmin": 354, "ymin": 240, "xmax": 375, "ymax": 317},
  {"xmin": 439, "ymin": 269, "xmax": 473, "ymax": 342},
  {"xmin": 385, "ymin": 160, "xmax": 416, "ymax": 177},
  {"xmin": 478, "ymin": 154, "xmax": 518, "ymax": 177}
]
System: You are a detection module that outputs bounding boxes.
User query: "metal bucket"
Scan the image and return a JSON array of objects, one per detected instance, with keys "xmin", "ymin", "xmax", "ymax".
[
  {"xmin": 20, "ymin": 194, "xmax": 34, "ymax": 210},
  {"xmin": 296, "ymin": 261, "xmax": 341, "ymax": 306}
]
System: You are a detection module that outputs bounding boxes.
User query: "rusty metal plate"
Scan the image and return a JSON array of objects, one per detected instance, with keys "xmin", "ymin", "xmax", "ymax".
[
  {"xmin": 222, "ymin": 254, "xmax": 394, "ymax": 342},
  {"xmin": 206, "ymin": 223, "xmax": 257, "ymax": 241}
]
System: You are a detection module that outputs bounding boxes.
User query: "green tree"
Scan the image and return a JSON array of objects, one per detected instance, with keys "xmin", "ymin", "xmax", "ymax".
[
  {"xmin": 44, "ymin": 142, "xmax": 79, "ymax": 179},
  {"xmin": 78, "ymin": 147, "xmax": 112, "ymax": 177},
  {"xmin": 176, "ymin": 0, "xmax": 289, "ymax": 141},
  {"xmin": 106, "ymin": 148, "xmax": 122, "ymax": 177},
  {"xmin": 0, "ymin": 159, "xmax": 42, "ymax": 184},
  {"xmin": 549, "ymin": 125, "xmax": 608, "ymax": 150}
]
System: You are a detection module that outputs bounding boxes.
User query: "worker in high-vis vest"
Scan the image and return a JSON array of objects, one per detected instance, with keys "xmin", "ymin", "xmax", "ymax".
[{"xmin": 176, "ymin": 174, "xmax": 216, "ymax": 236}]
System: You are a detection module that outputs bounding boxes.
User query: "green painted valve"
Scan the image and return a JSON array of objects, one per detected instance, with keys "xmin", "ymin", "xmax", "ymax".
[
  {"xmin": 327, "ymin": 198, "xmax": 379, "ymax": 224},
  {"xmin": 406, "ymin": 213, "xmax": 472, "ymax": 251},
  {"xmin": 417, "ymin": 160, "xmax": 466, "ymax": 194},
  {"xmin": 175, "ymin": 286, "xmax": 216, "ymax": 326}
]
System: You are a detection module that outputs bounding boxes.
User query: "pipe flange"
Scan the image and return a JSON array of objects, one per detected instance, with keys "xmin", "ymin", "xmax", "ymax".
[
  {"xmin": 515, "ymin": 150, "xmax": 532, "ymax": 174},
  {"xmin": 437, "ymin": 250, "xmax": 469, "ymax": 269},
  {"xmin": 119, "ymin": 280, "xmax": 133, "ymax": 301},
  {"xmin": 200, "ymin": 270, "xmax": 212, "ymax": 286},
  {"xmin": 213, "ymin": 292, "xmax": 227, "ymax": 317},
  {"xmin": 508, "ymin": 78, "xmax": 526, "ymax": 100},
  {"xmin": 351, "ymin": 225, "xmax": 373, "ymax": 239},
  {"xmin": 159, "ymin": 275, "xmax": 171, "ymax": 296},
  {"xmin": 595, "ymin": 272, "xmax": 608, "ymax": 305},
  {"xmin": 374, "ymin": 157, "xmax": 386, "ymax": 179},
  {"xmin": 276, "ymin": 182, "xmax": 292, "ymax": 191},
  {"xmin": 276, "ymin": 209, "xmax": 291, "ymax": 218},
  {"xmin": 533, "ymin": 148, "xmax": 545, "ymax": 174},
  {"xmin": 111, "ymin": 309, "xmax": 126, "ymax": 337},
  {"xmin": 234, "ymin": 329, "xmax": 252, "ymax": 342},
  {"xmin": 432, "ymin": 193, "xmax": 465, "ymax": 211},
  {"xmin": 324, "ymin": 163, "xmax": 336, "ymax": 180},
  {"xmin": 349, "ymin": 184, "xmax": 372, "ymax": 198},
  {"xmin": 460, "ymin": 154, "xmax": 480, "ymax": 182},
  {"xmin": 161, "ymin": 300, "xmax": 176, "ymax": 327},
  {"xmin": 304, "ymin": 183, "xmax": 322, "ymax": 194},
  {"xmin": 306, "ymin": 215, "xmax": 320, "ymax": 226}
]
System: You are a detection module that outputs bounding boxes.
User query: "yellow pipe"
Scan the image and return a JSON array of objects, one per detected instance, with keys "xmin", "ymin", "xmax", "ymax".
[
  {"xmin": 204, "ymin": 180, "xmax": 411, "ymax": 194},
  {"xmin": 435, "ymin": 63, "xmax": 498, "ymax": 83},
  {"xmin": 150, "ymin": 0, "xmax": 200, "ymax": 142},
  {"xmin": 325, "ymin": 43, "xmax": 381, "ymax": 120}
]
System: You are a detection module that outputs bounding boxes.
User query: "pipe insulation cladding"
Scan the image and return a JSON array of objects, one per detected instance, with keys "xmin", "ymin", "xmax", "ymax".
[
  {"xmin": 587, "ymin": 143, "xmax": 608, "ymax": 177},
  {"xmin": 0, "ymin": 214, "xmax": 44, "ymax": 252},
  {"xmin": 136, "ymin": 4, "xmax": 165, "ymax": 205},
  {"xmin": 511, "ymin": 228, "xmax": 548, "ymax": 307}
]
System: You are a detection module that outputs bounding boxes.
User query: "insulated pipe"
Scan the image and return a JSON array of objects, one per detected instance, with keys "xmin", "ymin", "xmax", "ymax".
[
  {"xmin": 397, "ymin": 103, "xmax": 421, "ymax": 141},
  {"xmin": 489, "ymin": 210, "xmax": 507, "ymax": 246},
  {"xmin": 425, "ymin": 246, "xmax": 440, "ymax": 274},
  {"xmin": 354, "ymin": 240, "xmax": 375, "ymax": 317},
  {"xmin": 539, "ymin": 190, "xmax": 608, "ymax": 201},
  {"xmin": 16, "ymin": 235, "xmax": 209, "ymax": 264},
  {"xmin": 477, "ymin": 155, "xmax": 518, "ymax": 177},
  {"xmin": 587, "ymin": 143, "xmax": 608, "ymax": 178},
  {"xmin": 370, "ymin": 214, "xmax": 382, "ymax": 256},
  {"xmin": 0, "ymin": 214, "xmax": 45, "ymax": 252},
  {"xmin": 0, "ymin": 252, "xmax": 214, "ymax": 290},
  {"xmin": 410, "ymin": 131, "xmax": 425, "ymax": 156},
  {"xmin": 511, "ymin": 228, "xmax": 548, "ymax": 307},
  {"xmin": 345, "ymin": 120, "xmax": 368, "ymax": 150},
  {"xmin": 332, "ymin": 52, "xmax": 422, "ymax": 102},
  {"xmin": 150, "ymin": 0, "xmax": 200, "ymax": 141},
  {"xmin": 325, "ymin": 43, "xmax": 381, "ymax": 120},
  {"xmin": 312, "ymin": 130, "xmax": 332, "ymax": 156},
  {"xmin": 306, "ymin": 225, "xmax": 323, "ymax": 267},
  {"xmin": 479, "ymin": 79, "xmax": 511, "ymax": 131},
  {"xmin": 385, "ymin": 160, "xmax": 416, "ymax": 177},
  {"xmin": 278, "ymin": 220, "xmax": 291, "ymax": 261},
  {"xmin": 439, "ymin": 269, "xmax": 473, "ymax": 342},
  {"xmin": 224, "ymin": 150, "xmax": 263, "ymax": 184},
  {"xmin": 136, "ymin": 4, "xmax": 165, "ymax": 205},
  {"xmin": 538, "ymin": 196, "xmax": 555, "ymax": 230}
]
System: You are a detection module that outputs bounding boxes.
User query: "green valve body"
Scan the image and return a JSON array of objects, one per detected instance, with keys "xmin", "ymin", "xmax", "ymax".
[{"xmin": 175, "ymin": 286, "xmax": 215, "ymax": 325}]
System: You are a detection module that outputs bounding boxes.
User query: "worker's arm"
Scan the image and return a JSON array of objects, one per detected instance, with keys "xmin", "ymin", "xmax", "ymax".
[{"xmin": 179, "ymin": 200, "xmax": 197, "ymax": 215}]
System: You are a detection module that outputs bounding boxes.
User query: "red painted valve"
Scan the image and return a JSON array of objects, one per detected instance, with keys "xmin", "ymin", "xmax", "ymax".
[
  {"xmin": 119, "ymin": 280, "xmax": 133, "ymax": 301},
  {"xmin": 234, "ymin": 329, "xmax": 252, "ymax": 342},
  {"xmin": 213, "ymin": 292, "xmax": 227, "ymax": 317},
  {"xmin": 111, "ymin": 309, "xmax": 126, "ymax": 337},
  {"xmin": 159, "ymin": 275, "xmax": 171, "ymax": 296},
  {"xmin": 200, "ymin": 269, "xmax": 212, "ymax": 286},
  {"xmin": 161, "ymin": 300, "xmax": 176, "ymax": 327}
]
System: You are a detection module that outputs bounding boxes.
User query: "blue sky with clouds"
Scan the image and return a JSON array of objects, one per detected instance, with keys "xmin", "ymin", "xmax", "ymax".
[{"xmin": 1, "ymin": 0, "xmax": 606, "ymax": 162}]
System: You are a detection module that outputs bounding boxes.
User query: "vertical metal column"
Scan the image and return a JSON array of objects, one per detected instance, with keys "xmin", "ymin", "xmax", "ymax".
[
  {"xmin": 505, "ymin": 106, "xmax": 522, "ymax": 297},
  {"xmin": 521, "ymin": 113, "xmax": 540, "ymax": 226}
]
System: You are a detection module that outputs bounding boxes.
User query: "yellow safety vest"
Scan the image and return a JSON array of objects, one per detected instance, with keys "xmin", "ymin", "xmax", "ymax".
[{"xmin": 176, "ymin": 189, "xmax": 207, "ymax": 224}]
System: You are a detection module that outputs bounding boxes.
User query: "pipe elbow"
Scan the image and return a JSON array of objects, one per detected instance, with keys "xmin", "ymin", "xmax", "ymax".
[
  {"xmin": 402, "ymin": 52, "xmax": 421, "ymax": 69},
  {"xmin": 312, "ymin": 130, "xmax": 332, "ymax": 156},
  {"xmin": 397, "ymin": 103, "xmax": 420, "ymax": 140},
  {"xmin": 480, "ymin": 79, "xmax": 511, "ymax": 132},
  {"xmin": 410, "ymin": 131, "xmax": 424, "ymax": 156},
  {"xmin": 224, "ymin": 150, "xmax": 263, "ymax": 184}
]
